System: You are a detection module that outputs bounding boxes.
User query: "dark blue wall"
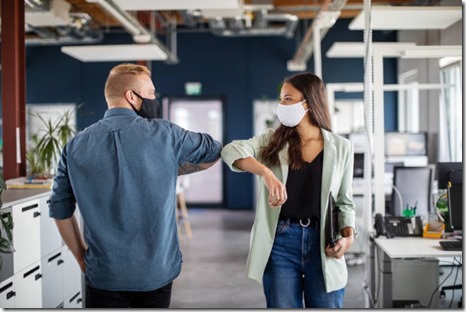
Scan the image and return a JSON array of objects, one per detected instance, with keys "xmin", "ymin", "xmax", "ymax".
[{"xmin": 19, "ymin": 19, "xmax": 397, "ymax": 209}]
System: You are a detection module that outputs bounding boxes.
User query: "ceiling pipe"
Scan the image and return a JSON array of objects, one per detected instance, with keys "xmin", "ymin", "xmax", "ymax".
[
  {"xmin": 86, "ymin": 0, "xmax": 178, "ymax": 63},
  {"xmin": 208, "ymin": 10, "xmax": 298, "ymax": 38},
  {"xmin": 287, "ymin": 0, "xmax": 348, "ymax": 71}
]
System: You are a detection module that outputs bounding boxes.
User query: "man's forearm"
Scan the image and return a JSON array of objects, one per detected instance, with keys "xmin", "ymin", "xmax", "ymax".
[
  {"xmin": 55, "ymin": 216, "xmax": 87, "ymax": 272},
  {"xmin": 178, "ymin": 159, "xmax": 219, "ymax": 175}
]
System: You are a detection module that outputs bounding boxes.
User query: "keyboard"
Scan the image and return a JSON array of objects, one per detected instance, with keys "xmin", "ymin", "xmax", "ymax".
[{"xmin": 439, "ymin": 239, "xmax": 462, "ymax": 251}]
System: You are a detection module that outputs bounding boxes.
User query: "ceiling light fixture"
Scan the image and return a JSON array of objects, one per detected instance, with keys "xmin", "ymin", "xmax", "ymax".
[{"xmin": 61, "ymin": 44, "xmax": 168, "ymax": 62}]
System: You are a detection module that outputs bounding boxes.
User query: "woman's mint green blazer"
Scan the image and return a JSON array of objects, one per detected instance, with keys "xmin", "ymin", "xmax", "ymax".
[{"xmin": 221, "ymin": 128, "xmax": 356, "ymax": 293}]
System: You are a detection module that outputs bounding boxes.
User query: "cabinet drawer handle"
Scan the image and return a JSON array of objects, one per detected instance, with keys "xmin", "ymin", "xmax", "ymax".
[
  {"xmin": 48, "ymin": 252, "xmax": 62, "ymax": 263},
  {"xmin": 77, "ymin": 298, "xmax": 82, "ymax": 304},
  {"xmin": 33, "ymin": 211, "xmax": 41, "ymax": 218},
  {"xmin": 0, "ymin": 282, "xmax": 13, "ymax": 294},
  {"xmin": 6, "ymin": 291, "xmax": 16, "ymax": 300},
  {"xmin": 21, "ymin": 204, "xmax": 39, "ymax": 212},
  {"xmin": 57, "ymin": 259, "xmax": 64, "ymax": 265},
  {"xmin": 70, "ymin": 292, "xmax": 80, "ymax": 303},
  {"xmin": 23, "ymin": 265, "xmax": 40, "ymax": 278},
  {"xmin": 34, "ymin": 273, "xmax": 42, "ymax": 281}
]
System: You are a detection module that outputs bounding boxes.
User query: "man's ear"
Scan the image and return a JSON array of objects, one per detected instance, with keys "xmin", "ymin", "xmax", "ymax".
[{"xmin": 125, "ymin": 90, "xmax": 136, "ymax": 105}]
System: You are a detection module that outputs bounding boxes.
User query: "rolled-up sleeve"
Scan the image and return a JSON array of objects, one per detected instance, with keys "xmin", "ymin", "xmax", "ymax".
[
  {"xmin": 49, "ymin": 145, "xmax": 77, "ymax": 219},
  {"xmin": 171, "ymin": 123, "xmax": 222, "ymax": 165},
  {"xmin": 221, "ymin": 128, "xmax": 274, "ymax": 172}
]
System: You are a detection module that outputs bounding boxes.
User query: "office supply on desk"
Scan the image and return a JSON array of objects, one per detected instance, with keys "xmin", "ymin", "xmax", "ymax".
[
  {"xmin": 439, "ymin": 239, "xmax": 462, "ymax": 251},
  {"xmin": 390, "ymin": 166, "xmax": 433, "ymax": 218},
  {"xmin": 374, "ymin": 214, "xmax": 423, "ymax": 237}
]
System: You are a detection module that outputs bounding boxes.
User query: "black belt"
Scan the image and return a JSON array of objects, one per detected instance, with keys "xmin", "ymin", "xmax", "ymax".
[{"xmin": 279, "ymin": 217, "xmax": 319, "ymax": 228}]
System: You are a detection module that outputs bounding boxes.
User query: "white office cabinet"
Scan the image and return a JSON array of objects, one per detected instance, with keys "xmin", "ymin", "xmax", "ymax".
[
  {"xmin": 64, "ymin": 291, "xmax": 83, "ymax": 308},
  {"xmin": 14, "ymin": 261, "xmax": 43, "ymax": 308},
  {"xmin": 12, "ymin": 199, "xmax": 41, "ymax": 273},
  {"xmin": 41, "ymin": 250, "xmax": 64, "ymax": 308},
  {"xmin": 39, "ymin": 196, "xmax": 63, "ymax": 256},
  {"xmin": 2, "ymin": 190, "xmax": 83, "ymax": 308},
  {"xmin": 0, "ymin": 277, "xmax": 16, "ymax": 308},
  {"xmin": 62, "ymin": 246, "xmax": 82, "ymax": 300}
]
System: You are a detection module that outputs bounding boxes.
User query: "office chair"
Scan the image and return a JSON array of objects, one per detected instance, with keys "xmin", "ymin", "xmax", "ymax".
[{"xmin": 390, "ymin": 166, "xmax": 433, "ymax": 219}]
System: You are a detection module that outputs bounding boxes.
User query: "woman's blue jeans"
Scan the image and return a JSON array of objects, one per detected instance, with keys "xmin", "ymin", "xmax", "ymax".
[{"xmin": 262, "ymin": 219, "xmax": 345, "ymax": 308}]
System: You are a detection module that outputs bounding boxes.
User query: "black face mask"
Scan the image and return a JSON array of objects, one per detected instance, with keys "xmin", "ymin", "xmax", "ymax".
[{"xmin": 130, "ymin": 91, "xmax": 160, "ymax": 119}]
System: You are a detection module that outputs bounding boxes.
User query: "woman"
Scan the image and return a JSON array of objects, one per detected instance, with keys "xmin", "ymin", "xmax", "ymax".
[{"xmin": 221, "ymin": 72, "xmax": 356, "ymax": 308}]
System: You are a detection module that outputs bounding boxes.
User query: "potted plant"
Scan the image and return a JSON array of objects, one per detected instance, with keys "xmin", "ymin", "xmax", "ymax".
[
  {"xmin": 0, "ymin": 178, "xmax": 14, "ymax": 269},
  {"xmin": 27, "ymin": 109, "xmax": 76, "ymax": 179}
]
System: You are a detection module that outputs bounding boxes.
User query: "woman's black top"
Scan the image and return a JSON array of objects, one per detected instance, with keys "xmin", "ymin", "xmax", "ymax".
[{"xmin": 279, "ymin": 150, "xmax": 323, "ymax": 220}]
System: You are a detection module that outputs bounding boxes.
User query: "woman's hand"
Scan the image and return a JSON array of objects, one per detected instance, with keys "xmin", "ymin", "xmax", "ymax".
[
  {"xmin": 262, "ymin": 169, "xmax": 287, "ymax": 207},
  {"xmin": 325, "ymin": 227, "xmax": 354, "ymax": 259},
  {"xmin": 231, "ymin": 157, "xmax": 287, "ymax": 207}
]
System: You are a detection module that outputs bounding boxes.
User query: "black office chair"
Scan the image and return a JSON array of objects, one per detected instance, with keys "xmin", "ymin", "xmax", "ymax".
[{"xmin": 440, "ymin": 284, "xmax": 462, "ymax": 308}]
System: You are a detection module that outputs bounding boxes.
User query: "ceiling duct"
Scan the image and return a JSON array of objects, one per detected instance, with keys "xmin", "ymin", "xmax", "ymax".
[
  {"xmin": 25, "ymin": 0, "xmax": 73, "ymax": 27},
  {"xmin": 287, "ymin": 0, "xmax": 348, "ymax": 69},
  {"xmin": 24, "ymin": 2, "xmax": 103, "ymax": 46},
  {"xmin": 208, "ymin": 9, "xmax": 298, "ymax": 38}
]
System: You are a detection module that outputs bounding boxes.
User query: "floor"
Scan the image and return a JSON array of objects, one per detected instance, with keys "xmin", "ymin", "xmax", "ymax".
[{"xmin": 170, "ymin": 208, "xmax": 462, "ymax": 309}]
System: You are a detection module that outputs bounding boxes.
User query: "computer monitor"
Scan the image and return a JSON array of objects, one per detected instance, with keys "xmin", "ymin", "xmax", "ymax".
[
  {"xmin": 437, "ymin": 162, "xmax": 463, "ymax": 189},
  {"xmin": 391, "ymin": 166, "xmax": 433, "ymax": 219},
  {"xmin": 447, "ymin": 182, "xmax": 463, "ymax": 231},
  {"xmin": 354, "ymin": 153, "xmax": 365, "ymax": 178},
  {"xmin": 385, "ymin": 132, "xmax": 428, "ymax": 157}
]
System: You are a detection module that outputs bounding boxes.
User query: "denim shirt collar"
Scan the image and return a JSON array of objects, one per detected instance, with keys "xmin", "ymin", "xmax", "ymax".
[{"xmin": 104, "ymin": 107, "xmax": 137, "ymax": 118}]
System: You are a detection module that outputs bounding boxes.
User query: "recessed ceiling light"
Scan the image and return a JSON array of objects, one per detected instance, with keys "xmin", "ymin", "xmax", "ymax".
[
  {"xmin": 349, "ymin": 6, "xmax": 462, "ymax": 30},
  {"xmin": 61, "ymin": 44, "xmax": 168, "ymax": 62}
]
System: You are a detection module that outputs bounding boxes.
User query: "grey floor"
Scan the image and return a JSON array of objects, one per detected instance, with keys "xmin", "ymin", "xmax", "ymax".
[{"xmin": 170, "ymin": 208, "xmax": 462, "ymax": 309}]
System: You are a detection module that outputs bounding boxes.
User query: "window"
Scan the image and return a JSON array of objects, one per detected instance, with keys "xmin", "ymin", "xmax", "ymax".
[
  {"xmin": 439, "ymin": 59, "xmax": 462, "ymax": 162},
  {"xmin": 398, "ymin": 69, "xmax": 419, "ymax": 132}
]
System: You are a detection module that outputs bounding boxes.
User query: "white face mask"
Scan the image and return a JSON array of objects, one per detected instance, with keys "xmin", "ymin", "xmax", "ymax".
[{"xmin": 276, "ymin": 100, "xmax": 309, "ymax": 127}]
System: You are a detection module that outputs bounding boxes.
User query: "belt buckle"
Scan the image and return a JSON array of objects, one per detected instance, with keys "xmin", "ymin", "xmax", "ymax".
[{"xmin": 299, "ymin": 218, "xmax": 311, "ymax": 227}]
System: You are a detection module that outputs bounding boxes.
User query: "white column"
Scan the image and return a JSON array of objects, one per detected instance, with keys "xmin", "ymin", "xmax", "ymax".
[{"xmin": 373, "ymin": 51, "xmax": 385, "ymax": 215}]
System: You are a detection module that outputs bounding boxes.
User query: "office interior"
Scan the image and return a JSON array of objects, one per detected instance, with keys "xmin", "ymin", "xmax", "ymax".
[{"xmin": 0, "ymin": 0, "xmax": 462, "ymax": 309}]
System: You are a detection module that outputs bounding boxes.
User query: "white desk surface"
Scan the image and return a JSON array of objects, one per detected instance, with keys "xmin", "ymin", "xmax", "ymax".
[{"xmin": 374, "ymin": 236, "xmax": 462, "ymax": 258}]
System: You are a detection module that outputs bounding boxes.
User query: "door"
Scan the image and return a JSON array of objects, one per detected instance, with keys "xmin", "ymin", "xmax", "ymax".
[{"xmin": 163, "ymin": 97, "xmax": 224, "ymax": 206}]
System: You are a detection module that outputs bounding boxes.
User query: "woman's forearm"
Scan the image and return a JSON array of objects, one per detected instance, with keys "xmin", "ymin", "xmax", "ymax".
[{"xmin": 233, "ymin": 157, "xmax": 272, "ymax": 177}]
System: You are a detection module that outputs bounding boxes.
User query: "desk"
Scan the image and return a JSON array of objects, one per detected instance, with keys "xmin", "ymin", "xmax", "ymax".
[{"xmin": 370, "ymin": 237, "xmax": 462, "ymax": 308}]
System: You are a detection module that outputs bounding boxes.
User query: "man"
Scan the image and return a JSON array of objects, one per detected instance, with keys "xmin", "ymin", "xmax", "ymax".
[{"xmin": 49, "ymin": 63, "xmax": 222, "ymax": 308}]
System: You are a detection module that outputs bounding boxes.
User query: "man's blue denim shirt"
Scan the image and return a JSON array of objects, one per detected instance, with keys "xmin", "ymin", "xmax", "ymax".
[{"xmin": 49, "ymin": 108, "xmax": 222, "ymax": 291}]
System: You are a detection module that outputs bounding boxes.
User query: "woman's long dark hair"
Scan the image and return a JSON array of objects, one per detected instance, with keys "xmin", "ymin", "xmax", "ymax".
[{"xmin": 260, "ymin": 72, "xmax": 332, "ymax": 170}]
